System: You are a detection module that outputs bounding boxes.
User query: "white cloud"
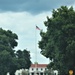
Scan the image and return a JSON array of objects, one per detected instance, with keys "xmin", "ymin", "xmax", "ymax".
[{"xmin": 0, "ymin": 11, "xmax": 52, "ymax": 64}]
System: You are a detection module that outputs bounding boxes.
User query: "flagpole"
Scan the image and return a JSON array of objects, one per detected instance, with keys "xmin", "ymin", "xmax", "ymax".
[
  {"xmin": 35, "ymin": 25, "xmax": 41, "ymax": 64},
  {"xmin": 35, "ymin": 25, "xmax": 37, "ymax": 63},
  {"xmin": 35, "ymin": 25, "xmax": 41, "ymax": 75},
  {"xmin": 35, "ymin": 25, "xmax": 37, "ymax": 75}
]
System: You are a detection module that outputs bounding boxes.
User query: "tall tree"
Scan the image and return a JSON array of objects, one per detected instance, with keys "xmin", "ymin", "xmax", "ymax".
[
  {"xmin": 0, "ymin": 28, "xmax": 31, "ymax": 75},
  {"xmin": 39, "ymin": 6, "xmax": 75, "ymax": 75}
]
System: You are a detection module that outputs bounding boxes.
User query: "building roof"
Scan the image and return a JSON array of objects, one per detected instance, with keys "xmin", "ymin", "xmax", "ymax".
[{"xmin": 31, "ymin": 64, "xmax": 47, "ymax": 68}]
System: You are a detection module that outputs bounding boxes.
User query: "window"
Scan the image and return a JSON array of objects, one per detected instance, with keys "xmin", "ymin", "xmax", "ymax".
[
  {"xmin": 18, "ymin": 73, "xmax": 20, "ymax": 75},
  {"xmin": 32, "ymin": 72, "xmax": 34, "ymax": 75},
  {"xmin": 32, "ymin": 68, "xmax": 34, "ymax": 70},
  {"xmin": 45, "ymin": 68, "xmax": 47, "ymax": 70},
  {"xmin": 40, "ymin": 72, "xmax": 43, "ymax": 75},
  {"xmin": 36, "ymin": 68, "xmax": 38, "ymax": 70},
  {"xmin": 41, "ymin": 68, "xmax": 43, "ymax": 70}
]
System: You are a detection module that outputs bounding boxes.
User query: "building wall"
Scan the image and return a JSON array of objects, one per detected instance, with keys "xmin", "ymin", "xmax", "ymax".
[{"xmin": 29, "ymin": 64, "xmax": 47, "ymax": 75}]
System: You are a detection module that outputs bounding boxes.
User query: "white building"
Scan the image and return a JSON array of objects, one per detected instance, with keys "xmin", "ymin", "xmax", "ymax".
[{"xmin": 29, "ymin": 64, "xmax": 47, "ymax": 75}]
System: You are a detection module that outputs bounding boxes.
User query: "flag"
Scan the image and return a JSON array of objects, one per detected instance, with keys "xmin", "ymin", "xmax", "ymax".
[{"xmin": 36, "ymin": 26, "xmax": 40, "ymax": 30}]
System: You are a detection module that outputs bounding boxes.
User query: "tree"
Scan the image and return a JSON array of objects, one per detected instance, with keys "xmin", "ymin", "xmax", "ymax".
[
  {"xmin": 0, "ymin": 28, "xmax": 31, "ymax": 75},
  {"xmin": 16, "ymin": 49, "xmax": 31, "ymax": 69},
  {"xmin": 9, "ymin": 49, "xmax": 31, "ymax": 75},
  {"xmin": 44, "ymin": 68, "xmax": 54, "ymax": 75},
  {"xmin": 0, "ymin": 50, "xmax": 12, "ymax": 75},
  {"xmin": 39, "ymin": 6, "xmax": 75, "ymax": 75},
  {"xmin": 21, "ymin": 69, "xmax": 29, "ymax": 75}
]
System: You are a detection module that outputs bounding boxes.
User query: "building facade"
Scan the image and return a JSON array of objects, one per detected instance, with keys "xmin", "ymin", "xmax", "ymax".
[{"xmin": 29, "ymin": 64, "xmax": 47, "ymax": 75}]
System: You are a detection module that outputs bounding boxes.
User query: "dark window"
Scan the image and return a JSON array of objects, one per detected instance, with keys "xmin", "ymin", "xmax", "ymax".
[
  {"xmin": 36, "ymin": 68, "xmax": 38, "ymax": 70},
  {"xmin": 32, "ymin": 68, "xmax": 34, "ymax": 70},
  {"xmin": 37, "ymin": 73, "xmax": 39, "ymax": 75},
  {"xmin": 40, "ymin": 72, "xmax": 43, "ymax": 75},
  {"xmin": 41, "ymin": 68, "xmax": 43, "ymax": 70},
  {"xmin": 18, "ymin": 73, "xmax": 20, "ymax": 75},
  {"xmin": 55, "ymin": 73, "xmax": 56, "ymax": 75},
  {"xmin": 32, "ymin": 72, "xmax": 34, "ymax": 75},
  {"xmin": 45, "ymin": 68, "xmax": 47, "ymax": 70}
]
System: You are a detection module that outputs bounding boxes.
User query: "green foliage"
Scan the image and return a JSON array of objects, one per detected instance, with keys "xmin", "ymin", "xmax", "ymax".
[
  {"xmin": 0, "ymin": 28, "xmax": 31, "ymax": 75},
  {"xmin": 21, "ymin": 69, "xmax": 29, "ymax": 75},
  {"xmin": 0, "ymin": 50, "xmax": 12, "ymax": 75},
  {"xmin": 44, "ymin": 68, "xmax": 54, "ymax": 75},
  {"xmin": 39, "ymin": 6, "xmax": 75, "ymax": 75},
  {"xmin": 34, "ymin": 62, "xmax": 38, "ymax": 64},
  {"xmin": 16, "ymin": 49, "xmax": 31, "ymax": 69}
]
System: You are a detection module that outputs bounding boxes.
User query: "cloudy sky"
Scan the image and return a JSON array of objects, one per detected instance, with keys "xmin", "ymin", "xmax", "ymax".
[{"xmin": 0, "ymin": 0, "xmax": 75, "ymax": 64}]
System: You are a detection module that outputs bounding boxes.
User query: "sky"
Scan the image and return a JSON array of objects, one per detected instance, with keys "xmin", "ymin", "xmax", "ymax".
[{"xmin": 0, "ymin": 0, "xmax": 75, "ymax": 64}]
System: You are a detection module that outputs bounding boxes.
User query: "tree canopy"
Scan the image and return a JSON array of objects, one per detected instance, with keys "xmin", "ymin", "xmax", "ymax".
[
  {"xmin": 0, "ymin": 28, "xmax": 31, "ymax": 75},
  {"xmin": 39, "ymin": 6, "xmax": 75, "ymax": 75}
]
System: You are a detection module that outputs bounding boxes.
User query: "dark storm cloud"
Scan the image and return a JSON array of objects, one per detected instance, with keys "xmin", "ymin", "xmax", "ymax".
[{"xmin": 0, "ymin": 0, "xmax": 75, "ymax": 14}]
